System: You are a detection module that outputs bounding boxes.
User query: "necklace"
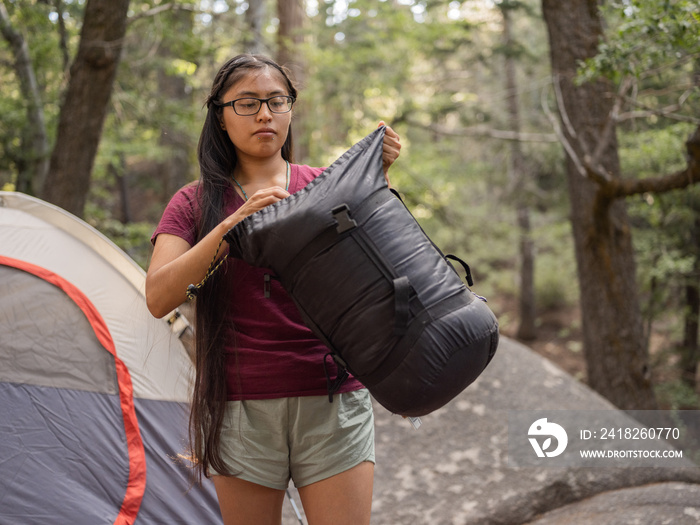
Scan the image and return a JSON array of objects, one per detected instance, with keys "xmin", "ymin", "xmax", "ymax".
[{"xmin": 232, "ymin": 160, "xmax": 290, "ymax": 201}]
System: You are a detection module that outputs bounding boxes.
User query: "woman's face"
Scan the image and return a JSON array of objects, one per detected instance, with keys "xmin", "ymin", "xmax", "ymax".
[{"xmin": 219, "ymin": 67, "xmax": 292, "ymax": 162}]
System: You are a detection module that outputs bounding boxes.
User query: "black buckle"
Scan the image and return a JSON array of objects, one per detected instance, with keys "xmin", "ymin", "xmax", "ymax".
[{"xmin": 332, "ymin": 204, "xmax": 357, "ymax": 234}]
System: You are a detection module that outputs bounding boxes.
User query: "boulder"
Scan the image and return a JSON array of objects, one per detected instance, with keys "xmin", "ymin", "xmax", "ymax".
[
  {"xmin": 525, "ymin": 482, "xmax": 700, "ymax": 524},
  {"xmin": 369, "ymin": 336, "xmax": 700, "ymax": 524}
]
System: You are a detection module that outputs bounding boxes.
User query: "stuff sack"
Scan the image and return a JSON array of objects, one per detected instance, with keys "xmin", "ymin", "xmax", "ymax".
[{"xmin": 225, "ymin": 127, "xmax": 499, "ymax": 417}]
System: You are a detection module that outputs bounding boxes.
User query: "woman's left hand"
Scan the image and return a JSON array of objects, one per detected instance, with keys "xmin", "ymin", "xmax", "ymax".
[{"xmin": 378, "ymin": 121, "xmax": 401, "ymax": 187}]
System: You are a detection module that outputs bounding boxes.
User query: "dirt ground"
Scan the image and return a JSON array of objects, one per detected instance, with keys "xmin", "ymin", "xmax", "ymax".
[{"xmin": 495, "ymin": 297, "xmax": 586, "ymax": 379}]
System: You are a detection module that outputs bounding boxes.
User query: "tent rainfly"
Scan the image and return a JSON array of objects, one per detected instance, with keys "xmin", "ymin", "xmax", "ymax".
[{"xmin": 0, "ymin": 191, "xmax": 222, "ymax": 524}]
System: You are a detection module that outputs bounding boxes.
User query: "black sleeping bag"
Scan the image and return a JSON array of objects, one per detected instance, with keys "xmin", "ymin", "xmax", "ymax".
[{"xmin": 225, "ymin": 127, "xmax": 499, "ymax": 417}]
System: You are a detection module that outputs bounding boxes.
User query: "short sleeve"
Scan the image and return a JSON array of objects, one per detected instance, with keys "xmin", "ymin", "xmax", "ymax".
[{"xmin": 151, "ymin": 183, "xmax": 199, "ymax": 247}]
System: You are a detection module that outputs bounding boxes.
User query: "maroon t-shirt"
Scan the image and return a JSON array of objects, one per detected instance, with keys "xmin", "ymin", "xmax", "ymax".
[{"xmin": 152, "ymin": 164, "xmax": 363, "ymax": 400}]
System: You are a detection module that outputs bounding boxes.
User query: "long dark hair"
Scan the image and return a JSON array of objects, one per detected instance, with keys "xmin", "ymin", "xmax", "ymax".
[{"xmin": 189, "ymin": 54, "xmax": 297, "ymax": 480}]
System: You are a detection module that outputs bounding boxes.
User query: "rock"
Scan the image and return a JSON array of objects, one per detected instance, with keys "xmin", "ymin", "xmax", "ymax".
[
  {"xmin": 525, "ymin": 482, "xmax": 700, "ymax": 525},
  {"xmin": 369, "ymin": 336, "xmax": 700, "ymax": 525}
]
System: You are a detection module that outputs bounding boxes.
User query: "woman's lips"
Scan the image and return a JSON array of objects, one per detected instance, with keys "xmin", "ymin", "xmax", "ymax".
[{"xmin": 254, "ymin": 128, "xmax": 276, "ymax": 138}]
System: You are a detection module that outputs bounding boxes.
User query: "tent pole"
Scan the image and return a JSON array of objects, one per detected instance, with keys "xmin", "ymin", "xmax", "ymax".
[{"xmin": 285, "ymin": 489, "xmax": 304, "ymax": 524}]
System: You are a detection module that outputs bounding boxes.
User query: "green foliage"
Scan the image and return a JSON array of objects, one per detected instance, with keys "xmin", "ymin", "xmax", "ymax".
[
  {"xmin": 87, "ymin": 216, "xmax": 155, "ymax": 270},
  {"xmin": 655, "ymin": 378, "xmax": 700, "ymax": 410},
  {"xmin": 572, "ymin": 0, "xmax": 700, "ymax": 390},
  {"xmin": 579, "ymin": 0, "xmax": 700, "ymax": 83},
  {"xmin": 624, "ymin": 123, "xmax": 699, "ymax": 323},
  {"xmin": 299, "ymin": 0, "xmax": 573, "ymax": 320},
  {"xmin": 620, "ymin": 124, "xmax": 693, "ymax": 176},
  {"xmin": 0, "ymin": 88, "xmax": 27, "ymax": 185},
  {"xmin": 533, "ymin": 220, "xmax": 579, "ymax": 311},
  {"xmin": 303, "ymin": 0, "xmax": 419, "ymax": 158},
  {"xmin": 0, "ymin": 0, "xmax": 79, "ymax": 184}
]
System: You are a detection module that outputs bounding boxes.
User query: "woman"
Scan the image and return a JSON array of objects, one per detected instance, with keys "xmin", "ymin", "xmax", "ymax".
[{"xmin": 146, "ymin": 54, "xmax": 401, "ymax": 525}]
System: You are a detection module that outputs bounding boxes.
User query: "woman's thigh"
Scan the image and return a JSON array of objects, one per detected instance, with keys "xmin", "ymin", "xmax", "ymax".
[
  {"xmin": 289, "ymin": 389, "xmax": 375, "ymax": 487},
  {"xmin": 212, "ymin": 475, "xmax": 286, "ymax": 525},
  {"xmin": 297, "ymin": 461, "xmax": 374, "ymax": 525}
]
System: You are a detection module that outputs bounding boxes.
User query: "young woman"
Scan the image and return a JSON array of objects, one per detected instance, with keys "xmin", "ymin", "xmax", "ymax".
[{"xmin": 146, "ymin": 54, "xmax": 401, "ymax": 525}]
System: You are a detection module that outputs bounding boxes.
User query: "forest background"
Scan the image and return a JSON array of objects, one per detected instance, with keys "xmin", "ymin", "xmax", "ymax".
[{"xmin": 1, "ymin": 0, "xmax": 699, "ymax": 412}]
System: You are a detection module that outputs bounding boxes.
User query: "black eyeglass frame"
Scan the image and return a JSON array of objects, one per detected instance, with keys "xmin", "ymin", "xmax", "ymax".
[{"xmin": 218, "ymin": 96, "xmax": 296, "ymax": 116}]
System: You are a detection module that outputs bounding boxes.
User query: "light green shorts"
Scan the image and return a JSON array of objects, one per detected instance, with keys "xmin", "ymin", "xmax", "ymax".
[{"xmin": 212, "ymin": 389, "xmax": 375, "ymax": 490}]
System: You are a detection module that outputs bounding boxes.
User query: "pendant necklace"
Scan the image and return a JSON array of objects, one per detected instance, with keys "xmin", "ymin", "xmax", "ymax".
[{"xmin": 232, "ymin": 160, "xmax": 290, "ymax": 201}]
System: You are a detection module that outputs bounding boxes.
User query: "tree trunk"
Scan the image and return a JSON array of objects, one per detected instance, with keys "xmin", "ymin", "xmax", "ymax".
[
  {"xmin": 108, "ymin": 156, "xmax": 131, "ymax": 224},
  {"xmin": 680, "ymin": 56, "xmax": 700, "ymax": 392},
  {"xmin": 277, "ymin": 0, "xmax": 309, "ymax": 162},
  {"xmin": 41, "ymin": 0, "xmax": 131, "ymax": 218},
  {"xmin": 681, "ymin": 278, "xmax": 700, "ymax": 391},
  {"xmin": 541, "ymin": 0, "xmax": 657, "ymax": 409},
  {"xmin": 276, "ymin": 0, "xmax": 304, "ymax": 82},
  {"xmin": 53, "ymin": 0, "xmax": 70, "ymax": 73},
  {"xmin": 501, "ymin": 4, "xmax": 537, "ymax": 341},
  {"xmin": 156, "ymin": 8, "xmax": 193, "ymax": 206},
  {"xmin": 0, "ymin": 3, "xmax": 50, "ymax": 195},
  {"xmin": 680, "ymin": 210, "xmax": 700, "ymax": 391},
  {"xmin": 244, "ymin": 0, "xmax": 266, "ymax": 55}
]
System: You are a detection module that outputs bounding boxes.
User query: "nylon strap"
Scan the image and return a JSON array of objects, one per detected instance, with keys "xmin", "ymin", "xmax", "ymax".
[{"xmin": 279, "ymin": 188, "xmax": 395, "ymax": 280}]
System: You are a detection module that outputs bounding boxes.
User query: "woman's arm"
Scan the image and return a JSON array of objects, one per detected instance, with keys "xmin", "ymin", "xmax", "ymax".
[{"xmin": 145, "ymin": 186, "xmax": 290, "ymax": 318}]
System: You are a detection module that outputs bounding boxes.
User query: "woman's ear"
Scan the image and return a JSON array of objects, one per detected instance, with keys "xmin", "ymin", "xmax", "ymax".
[{"xmin": 220, "ymin": 119, "xmax": 226, "ymax": 130}]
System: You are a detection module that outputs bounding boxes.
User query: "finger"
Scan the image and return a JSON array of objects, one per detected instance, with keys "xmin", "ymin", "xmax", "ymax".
[
  {"xmin": 382, "ymin": 142, "xmax": 401, "ymax": 164},
  {"xmin": 384, "ymin": 125, "xmax": 400, "ymax": 141},
  {"xmin": 382, "ymin": 130, "xmax": 401, "ymax": 160},
  {"xmin": 248, "ymin": 186, "xmax": 290, "ymax": 201},
  {"xmin": 242, "ymin": 187, "xmax": 289, "ymax": 210},
  {"xmin": 383, "ymin": 139, "xmax": 401, "ymax": 153}
]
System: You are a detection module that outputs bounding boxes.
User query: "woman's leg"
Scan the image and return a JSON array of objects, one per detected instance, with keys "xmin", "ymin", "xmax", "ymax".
[
  {"xmin": 212, "ymin": 475, "xmax": 286, "ymax": 525},
  {"xmin": 296, "ymin": 461, "xmax": 374, "ymax": 525}
]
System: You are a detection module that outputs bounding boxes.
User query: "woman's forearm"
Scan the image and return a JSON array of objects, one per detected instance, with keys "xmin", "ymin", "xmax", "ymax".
[{"xmin": 145, "ymin": 222, "xmax": 232, "ymax": 318}]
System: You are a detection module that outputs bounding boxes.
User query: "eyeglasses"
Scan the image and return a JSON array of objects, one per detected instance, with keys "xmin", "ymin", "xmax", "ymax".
[{"xmin": 219, "ymin": 96, "xmax": 295, "ymax": 116}]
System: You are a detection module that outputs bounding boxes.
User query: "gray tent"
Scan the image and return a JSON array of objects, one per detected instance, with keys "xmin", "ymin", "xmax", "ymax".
[{"xmin": 0, "ymin": 191, "xmax": 222, "ymax": 524}]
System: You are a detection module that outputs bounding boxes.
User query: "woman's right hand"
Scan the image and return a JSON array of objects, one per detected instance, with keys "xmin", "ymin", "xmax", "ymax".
[
  {"xmin": 146, "ymin": 185, "xmax": 290, "ymax": 318},
  {"xmin": 223, "ymin": 186, "xmax": 290, "ymax": 230}
]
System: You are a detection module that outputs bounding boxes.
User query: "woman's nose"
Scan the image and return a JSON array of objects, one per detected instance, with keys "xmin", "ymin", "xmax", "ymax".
[{"xmin": 256, "ymin": 102, "xmax": 273, "ymax": 121}]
